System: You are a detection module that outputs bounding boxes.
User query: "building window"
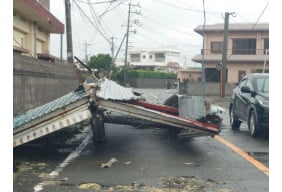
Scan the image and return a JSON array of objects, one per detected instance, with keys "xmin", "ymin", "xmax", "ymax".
[
  {"xmin": 264, "ymin": 38, "xmax": 269, "ymax": 55},
  {"xmin": 205, "ymin": 68, "xmax": 221, "ymax": 82},
  {"xmin": 130, "ymin": 53, "xmax": 141, "ymax": 62},
  {"xmin": 143, "ymin": 55, "xmax": 146, "ymax": 59},
  {"xmin": 232, "ymin": 38, "xmax": 256, "ymax": 55},
  {"xmin": 211, "ymin": 41, "xmax": 223, "ymax": 53},
  {"xmin": 149, "ymin": 55, "xmax": 152, "ymax": 59},
  {"xmin": 155, "ymin": 53, "xmax": 165, "ymax": 62}
]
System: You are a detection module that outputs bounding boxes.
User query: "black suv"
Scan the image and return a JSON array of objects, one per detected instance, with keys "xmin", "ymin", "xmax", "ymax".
[{"xmin": 229, "ymin": 73, "xmax": 269, "ymax": 137}]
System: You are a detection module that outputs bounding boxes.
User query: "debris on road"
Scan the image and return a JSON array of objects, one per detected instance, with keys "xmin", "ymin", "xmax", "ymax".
[
  {"xmin": 100, "ymin": 157, "xmax": 118, "ymax": 168},
  {"xmin": 75, "ymin": 176, "xmax": 236, "ymax": 192},
  {"xmin": 124, "ymin": 161, "xmax": 131, "ymax": 165},
  {"xmin": 79, "ymin": 182, "xmax": 101, "ymax": 190}
]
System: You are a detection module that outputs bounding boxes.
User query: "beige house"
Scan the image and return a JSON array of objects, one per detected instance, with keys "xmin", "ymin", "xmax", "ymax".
[
  {"xmin": 192, "ymin": 23, "xmax": 269, "ymax": 83},
  {"xmin": 13, "ymin": 0, "xmax": 64, "ymax": 59},
  {"xmin": 177, "ymin": 68, "xmax": 201, "ymax": 82}
]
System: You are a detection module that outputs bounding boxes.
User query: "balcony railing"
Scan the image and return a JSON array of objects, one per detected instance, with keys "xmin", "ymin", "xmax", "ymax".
[{"xmin": 200, "ymin": 49, "xmax": 268, "ymax": 56}]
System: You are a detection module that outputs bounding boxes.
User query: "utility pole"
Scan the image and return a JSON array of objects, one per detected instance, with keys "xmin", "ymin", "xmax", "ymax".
[
  {"xmin": 65, "ymin": 0, "xmax": 83, "ymax": 83},
  {"xmin": 110, "ymin": 37, "xmax": 115, "ymax": 71},
  {"xmin": 111, "ymin": 37, "xmax": 115, "ymax": 60},
  {"xmin": 65, "ymin": 0, "xmax": 73, "ymax": 63},
  {"xmin": 83, "ymin": 40, "xmax": 91, "ymax": 62},
  {"xmin": 221, "ymin": 12, "xmax": 235, "ymax": 97},
  {"xmin": 60, "ymin": 33, "xmax": 63, "ymax": 60},
  {"xmin": 113, "ymin": 34, "xmax": 127, "ymax": 64},
  {"xmin": 123, "ymin": 0, "xmax": 140, "ymax": 85},
  {"xmin": 124, "ymin": 1, "xmax": 131, "ymax": 85},
  {"xmin": 201, "ymin": 3, "xmax": 206, "ymax": 100}
]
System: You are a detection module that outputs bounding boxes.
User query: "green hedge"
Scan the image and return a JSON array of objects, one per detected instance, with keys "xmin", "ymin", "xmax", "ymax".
[
  {"xmin": 127, "ymin": 70, "xmax": 176, "ymax": 79},
  {"xmin": 112, "ymin": 69, "xmax": 176, "ymax": 83}
]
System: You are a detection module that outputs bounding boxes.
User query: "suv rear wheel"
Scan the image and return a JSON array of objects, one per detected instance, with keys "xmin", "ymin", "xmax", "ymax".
[
  {"xmin": 230, "ymin": 106, "xmax": 241, "ymax": 130},
  {"xmin": 249, "ymin": 110, "xmax": 259, "ymax": 137}
]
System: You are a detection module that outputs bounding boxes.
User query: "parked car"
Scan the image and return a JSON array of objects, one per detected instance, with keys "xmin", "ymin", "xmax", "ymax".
[{"xmin": 229, "ymin": 73, "xmax": 269, "ymax": 137}]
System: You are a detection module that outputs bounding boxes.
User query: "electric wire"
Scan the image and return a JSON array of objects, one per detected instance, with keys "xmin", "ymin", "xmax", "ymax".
[
  {"xmin": 99, "ymin": 0, "xmax": 127, "ymax": 17},
  {"xmin": 141, "ymin": 6, "xmax": 195, "ymax": 30},
  {"xmin": 87, "ymin": 0, "xmax": 110, "ymax": 37},
  {"xmin": 75, "ymin": 0, "xmax": 119, "ymax": 5},
  {"xmin": 144, "ymin": 16, "xmax": 199, "ymax": 37},
  {"xmin": 152, "ymin": 0, "xmax": 223, "ymax": 14},
  {"xmin": 72, "ymin": 0, "xmax": 111, "ymax": 44},
  {"xmin": 251, "ymin": 1, "xmax": 269, "ymax": 30}
]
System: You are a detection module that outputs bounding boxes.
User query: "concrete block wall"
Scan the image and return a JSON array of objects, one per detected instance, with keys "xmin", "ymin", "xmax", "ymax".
[
  {"xmin": 13, "ymin": 53, "xmax": 79, "ymax": 115},
  {"xmin": 128, "ymin": 78, "xmax": 177, "ymax": 89},
  {"xmin": 185, "ymin": 82, "xmax": 237, "ymax": 96},
  {"xmin": 128, "ymin": 77, "xmax": 236, "ymax": 96}
]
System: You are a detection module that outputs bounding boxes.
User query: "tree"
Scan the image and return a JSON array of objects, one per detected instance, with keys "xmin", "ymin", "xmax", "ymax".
[
  {"xmin": 87, "ymin": 54, "xmax": 112, "ymax": 71},
  {"xmin": 87, "ymin": 54, "xmax": 112, "ymax": 79}
]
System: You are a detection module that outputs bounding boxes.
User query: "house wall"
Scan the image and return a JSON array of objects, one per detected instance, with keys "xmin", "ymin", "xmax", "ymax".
[
  {"xmin": 177, "ymin": 70, "xmax": 201, "ymax": 82},
  {"xmin": 13, "ymin": 13, "xmax": 50, "ymax": 56},
  {"xmin": 13, "ymin": 53, "xmax": 79, "ymax": 115},
  {"xmin": 129, "ymin": 51, "xmax": 180, "ymax": 67},
  {"xmin": 198, "ymin": 28, "xmax": 269, "ymax": 83},
  {"xmin": 204, "ymin": 31, "xmax": 269, "ymax": 56}
]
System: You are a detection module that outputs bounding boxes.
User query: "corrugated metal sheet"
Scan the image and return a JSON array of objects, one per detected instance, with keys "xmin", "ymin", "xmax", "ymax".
[
  {"xmin": 13, "ymin": 89, "xmax": 88, "ymax": 129},
  {"xmin": 96, "ymin": 78, "xmax": 142, "ymax": 100},
  {"xmin": 178, "ymin": 96, "xmax": 206, "ymax": 120}
]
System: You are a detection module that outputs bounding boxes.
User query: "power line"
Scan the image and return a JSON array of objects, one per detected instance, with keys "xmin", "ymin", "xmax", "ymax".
[
  {"xmin": 152, "ymin": 0, "xmax": 223, "ymax": 14},
  {"xmin": 72, "ymin": 0, "xmax": 111, "ymax": 44},
  {"xmin": 142, "ymin": 6, "xmax": 194, "ymax": 29},
  {"xmin": 87, "ymin": 0, "xmax": 110, "ymax": 36},
  {"xmin": 251, "ymin": 1, "xmax": 269, "ymax": 30},
  {"xmin": 99, "ymin": 0, "xmax": 127, "ymax": 17},
  {"xmin": 145, "ymin": 16, "xmax": 199, "ymax": 37},
  {"xmin": 75, "ymin": 0, "xmax": 119, "ymax": 5}
]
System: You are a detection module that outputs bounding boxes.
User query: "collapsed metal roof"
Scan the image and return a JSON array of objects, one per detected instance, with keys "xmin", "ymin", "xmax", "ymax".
[
  {"xmin": 13, "ymin": 89, "xmax": 87, "ymax": 129},
  {"xmin": 96, "ymin": 78, "xmax": 142, "ymax": 100},
  {"xmin": 13, "ymin": 78, "xmax": 141, "ymax": 129},
  {"xmin": 13, "ymin": 78, "xmax": 221, "ymax": 148}
]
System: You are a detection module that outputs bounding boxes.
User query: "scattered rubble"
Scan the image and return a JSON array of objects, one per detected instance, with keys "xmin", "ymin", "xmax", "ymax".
[
  {"xmin": 76, "ymin": 176, "xmax": 237, "ymax": 192},
  {"xmin": 100, "ymin": 158, "xmax": 118, "ymax": 168}
]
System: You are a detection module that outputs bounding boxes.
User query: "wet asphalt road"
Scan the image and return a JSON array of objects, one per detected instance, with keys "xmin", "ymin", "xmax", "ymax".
[{"xmin": 13, "ymin": 89, "xmax": 269, "ymax": 192}]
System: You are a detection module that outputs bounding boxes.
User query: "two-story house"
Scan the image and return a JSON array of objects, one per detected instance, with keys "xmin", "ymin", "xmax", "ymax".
[
  {"xmin": 192, "ymin": 23, "xmax": 269, "ymax": 83},
  {"xmin": 126, "ymin": 48, "xmax": 181, "ymax": 73},
  {"xmin": 13, "ymin": 0, "xmax": 64, "ymax": 59}
]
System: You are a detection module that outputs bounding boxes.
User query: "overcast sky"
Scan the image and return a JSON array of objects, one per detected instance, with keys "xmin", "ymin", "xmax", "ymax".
[{"xmin": 49, "ymin": 0, "xmax": 270, "ymax": 67}]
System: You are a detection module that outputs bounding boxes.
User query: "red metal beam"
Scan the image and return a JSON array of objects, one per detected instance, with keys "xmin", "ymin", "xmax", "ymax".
[{"xmin": 128, "ymin": 100, "xmax": 179, "ymax": 116}]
